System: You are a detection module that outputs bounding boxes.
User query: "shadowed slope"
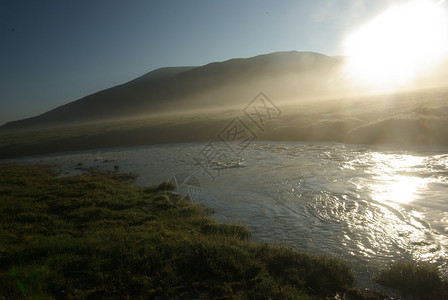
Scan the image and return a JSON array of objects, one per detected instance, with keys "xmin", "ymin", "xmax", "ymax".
[{"xmin": 0, "ymin": 52, "xmax": 342, "ymax": 131}]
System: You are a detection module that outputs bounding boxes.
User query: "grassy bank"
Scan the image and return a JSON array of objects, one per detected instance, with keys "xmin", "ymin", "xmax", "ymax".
[
  {"xmin": 0, "ymin": 165, "xmax": 445, "ymax": 299},
  {"xmin": 0, "ymin": 114, "xmax": 231, "ymax": 159},
  {"xmin": 3, "ymin": 87, "xmax": 448, "ymax": 159},
  {"xmin": 375, "ymin": 261, "xmax": 448, "ymax": 299}
]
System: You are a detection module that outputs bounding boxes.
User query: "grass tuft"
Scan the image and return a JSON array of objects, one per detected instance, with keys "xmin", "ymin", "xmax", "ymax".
[{"xmin": 375, "ymin": 261, "xmax": 448, "ymax": 299}]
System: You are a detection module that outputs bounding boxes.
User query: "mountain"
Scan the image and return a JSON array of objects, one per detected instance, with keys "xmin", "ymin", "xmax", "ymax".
[
  {"xmin": 1, "ymin": 50, "xmax": 448, "ymax": 158},
  {"xmin": 2, "ymin": 50, "xmax": 448, "ymax": 159},
  {"xmin": 0, "ymin": 51, "xmax": 344, "ymax": 131}
]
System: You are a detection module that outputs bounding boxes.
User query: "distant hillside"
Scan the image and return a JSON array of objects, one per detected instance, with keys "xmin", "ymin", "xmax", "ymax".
[
  {"xmin": 0, "ymin": 51, "xmax": 344, "ymax": 131},
  {"xmin": 1, "ymin": 84, "xmax": 448, "ymax": 159},
  {"xmin": 2, "ymin": 50, "xmax": 448, "ymax": 159}
]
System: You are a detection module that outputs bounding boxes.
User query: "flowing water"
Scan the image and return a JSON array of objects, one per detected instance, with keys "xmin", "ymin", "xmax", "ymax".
[{"xmin": 3, "ymin": 141, "xmax": 448, "ymax": 289}]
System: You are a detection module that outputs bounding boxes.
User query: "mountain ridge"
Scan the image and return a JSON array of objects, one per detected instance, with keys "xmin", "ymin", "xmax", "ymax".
[{"xmin": 0, "ymin": 51, "xmax": 342, "ymax": 131}]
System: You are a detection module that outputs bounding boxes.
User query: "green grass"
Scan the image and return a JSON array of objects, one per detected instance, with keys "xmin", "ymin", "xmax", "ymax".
[
  {"xmin": 376, "ymin": 261, "xmax": 448, "ymax": 299},
  {"xmin": 0, "ymin": 165, "xmax": 395, "ymax": 299}
]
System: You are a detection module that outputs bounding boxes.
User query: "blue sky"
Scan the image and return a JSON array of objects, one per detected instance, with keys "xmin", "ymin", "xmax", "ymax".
[{"xmin": 0, "ymin": 0, "xmax": 403, "ymax": 125}]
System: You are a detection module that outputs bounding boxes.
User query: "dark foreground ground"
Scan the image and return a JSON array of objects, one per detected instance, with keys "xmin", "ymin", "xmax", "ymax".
[{"xmin": 0, "ymin": 165, "xmax": 446, "ymax": 299}]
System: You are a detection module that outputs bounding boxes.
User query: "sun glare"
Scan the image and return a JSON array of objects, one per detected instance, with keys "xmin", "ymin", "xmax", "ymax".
[
  {"xmin": 368, "ymin": 153, "xmax": 428, "ymax": 205},
  {"xmin": 344, "ymin": 0, "xmax": 448, "ymax": 90}
]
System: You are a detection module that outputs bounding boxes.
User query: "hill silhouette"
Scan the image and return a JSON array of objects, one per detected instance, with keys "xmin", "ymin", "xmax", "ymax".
[
  {"xmin": 0, "ymin": 51, "xmax": 343, "ymax": 131},
  {"xmin": 1, "ymin": 51, "xmax": 448, "ymax": 158}
]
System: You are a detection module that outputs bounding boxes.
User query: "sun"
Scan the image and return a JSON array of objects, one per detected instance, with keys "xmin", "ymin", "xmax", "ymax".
[{"xmin": 344, "ymin": 0, "xmax": 448, "ymax": 90}]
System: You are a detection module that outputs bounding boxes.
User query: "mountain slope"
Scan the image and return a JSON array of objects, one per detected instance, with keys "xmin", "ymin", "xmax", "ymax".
[{"xmin": 0, "ymin": 51, "xmax": 343, "ymax": 131}]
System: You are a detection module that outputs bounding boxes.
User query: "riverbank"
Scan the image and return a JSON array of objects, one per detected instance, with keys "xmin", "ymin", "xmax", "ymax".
[
  {"xmin": 0, "ymin": 164, "xmax": 446, "ymax": 299},
  {"xmin": 2, "ymin": 87, "xmax": 448, "ymax": 159}
]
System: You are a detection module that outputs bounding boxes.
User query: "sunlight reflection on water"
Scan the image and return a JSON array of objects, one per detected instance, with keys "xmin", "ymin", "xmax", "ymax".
[
  {"xmin": 367, "ymin": 153, "xmax": 428, "ymax": 204},
  {"xmin": 343, "ymin": 151, "xmax": 448, "ymax": 274},
  {"xmin": 372, "ymin": 175, "xmax": 426, "ymax": 204}
]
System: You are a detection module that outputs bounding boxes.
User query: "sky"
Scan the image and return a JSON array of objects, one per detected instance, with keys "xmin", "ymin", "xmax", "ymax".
[{"xmin": 0, "ymin": 0, "xmax": 413, "ymax": 125}]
